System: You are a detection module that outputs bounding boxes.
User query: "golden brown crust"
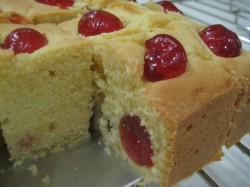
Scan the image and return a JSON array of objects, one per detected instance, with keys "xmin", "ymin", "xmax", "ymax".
[{"xmin": 145, "ymin": 58, "xmax": 235, "ymax": 125}]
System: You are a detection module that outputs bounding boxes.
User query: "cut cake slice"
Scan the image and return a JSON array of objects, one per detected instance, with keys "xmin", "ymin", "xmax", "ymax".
[
  {"xmin": 94, "ymin": 33, "xmax": 238, "ymax": 186},
  {"xmin": 0, "ymin": 23, "xmax": 94, "ymax": 165}
]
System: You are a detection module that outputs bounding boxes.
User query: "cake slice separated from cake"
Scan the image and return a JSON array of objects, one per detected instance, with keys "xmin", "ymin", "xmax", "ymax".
[
  {"xmin": 94, "ymin": 36, "xmax": 238, "ymax": 186},
  {"xmin": 0, "ymin": 23, "xmax": 94, "ymax": 165}
]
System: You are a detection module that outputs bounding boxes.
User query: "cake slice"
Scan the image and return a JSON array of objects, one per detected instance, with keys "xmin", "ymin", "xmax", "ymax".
[
  {"xmin": 0, "ymin": 23, "xmax": 94, "ymax": 165},
  {"xmin": 0, "ymin": 0, "xmax": 87, "ymax": 24},
  {"xmin": 59, "ymin": 1, "xmax": 249, "ymax": 186},
  {"xmin": 94, "ymin": 34, "xmax": 238, "ymax": 186},
  {"xmin": 95, "ymin": 23, "xmax": 250, "ymax": 187}
]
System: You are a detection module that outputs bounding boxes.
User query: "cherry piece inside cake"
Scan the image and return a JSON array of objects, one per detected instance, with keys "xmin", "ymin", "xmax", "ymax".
[
  {"xmin": 9, "ymin": 13, "xmax": 27, "ymax": 24},
  {"xmin": 119, "ymin": 115, "xmax": 153, "ymax": 167}
]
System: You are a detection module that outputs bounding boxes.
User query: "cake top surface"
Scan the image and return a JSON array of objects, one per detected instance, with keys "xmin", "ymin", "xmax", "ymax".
[
  {"xmin": 0, "ymin": 0, "xmax": 87, "ymax": 23},
  {"xmin": 0, "ymin": 23, "xmax": 89, "ymax": 58}
]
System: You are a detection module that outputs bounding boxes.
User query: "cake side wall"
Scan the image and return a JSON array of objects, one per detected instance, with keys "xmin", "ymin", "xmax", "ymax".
[
  {"xmin": 221, "ymin": 51, "xmax": 250, "ymax": 146},
  {"xmin": 145, "ymin": 56, "xmax": 237, "ymax": 186},
  {"xmin": 166, "ymin": 90, "xmax": 236, "ymax": 186}
]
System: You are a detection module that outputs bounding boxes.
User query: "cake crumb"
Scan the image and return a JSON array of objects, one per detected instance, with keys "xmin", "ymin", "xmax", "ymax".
[
  {"xmin": 28, "ymin": 164, "xmax": 38, "ymax": 176},
  {"xmin": 42, "ymin": 175, "xmax": 51, "ymax": 185}
]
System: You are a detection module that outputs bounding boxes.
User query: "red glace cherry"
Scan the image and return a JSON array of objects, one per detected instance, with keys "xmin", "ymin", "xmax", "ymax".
[
  {"xmin": 119, "ymin": 115, "xmax": 153, "ymax": 167},
  {"xmin": 158, "ymin": 1, "xmax": 183, "ymax": 14},
  {"xmin": 144, "ymin": 34, "xmax": 187, "ymax": 82},
  {"xmin": 9, "ymin": 13, "xmax": 27, "ymax": 24},
  {"xmin": 36, "ymin": 0, "xmax": 74, "ymax": 9},
  {"xmin": 199, "ymin": 24, "xmax": 242, "ymax": 57},
  {"xmin": 78, "ymin": 10, "xmax": 124, "ymax": 37},
  {"xmin": 3, "ymin": 28, "xmax": 48, "ymax": 54},
  {"xmin": 18, "ymin": 134, "xmax": 37, "ymax": 149}
]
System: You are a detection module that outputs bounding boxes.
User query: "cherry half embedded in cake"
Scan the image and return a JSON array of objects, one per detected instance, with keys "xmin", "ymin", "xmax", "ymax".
[
  {"xmin": 9, "ymin": 13, "xmax": 27, "ymax": 24},
  {"xmin": 158, "ymin": 0, "xmax": 183, "ymax": 14},
  {"xmin": 18, "ymin": 134, "xmax": 37, "ymax": 149},
  {"xmin": 2, "ymin": 28, "xmax": 48, "ymax": 54},
  {"xmin": 119, "ymin": 115, "xmax": 153, "ymax": 167},
  {"xmin": 78, "ymin": 10, "xmax": 124, "ymax": 37},
  {"xmin": 36, "ymin": 0, "xmax": 74, "ymax": 9},
  {"xmin": 144, "ymin": 34, "xmax": 187, "ymax": 82},
  {"xmin": 199, "ymin": 24, "xmax": 242, "ymax": 58}
]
